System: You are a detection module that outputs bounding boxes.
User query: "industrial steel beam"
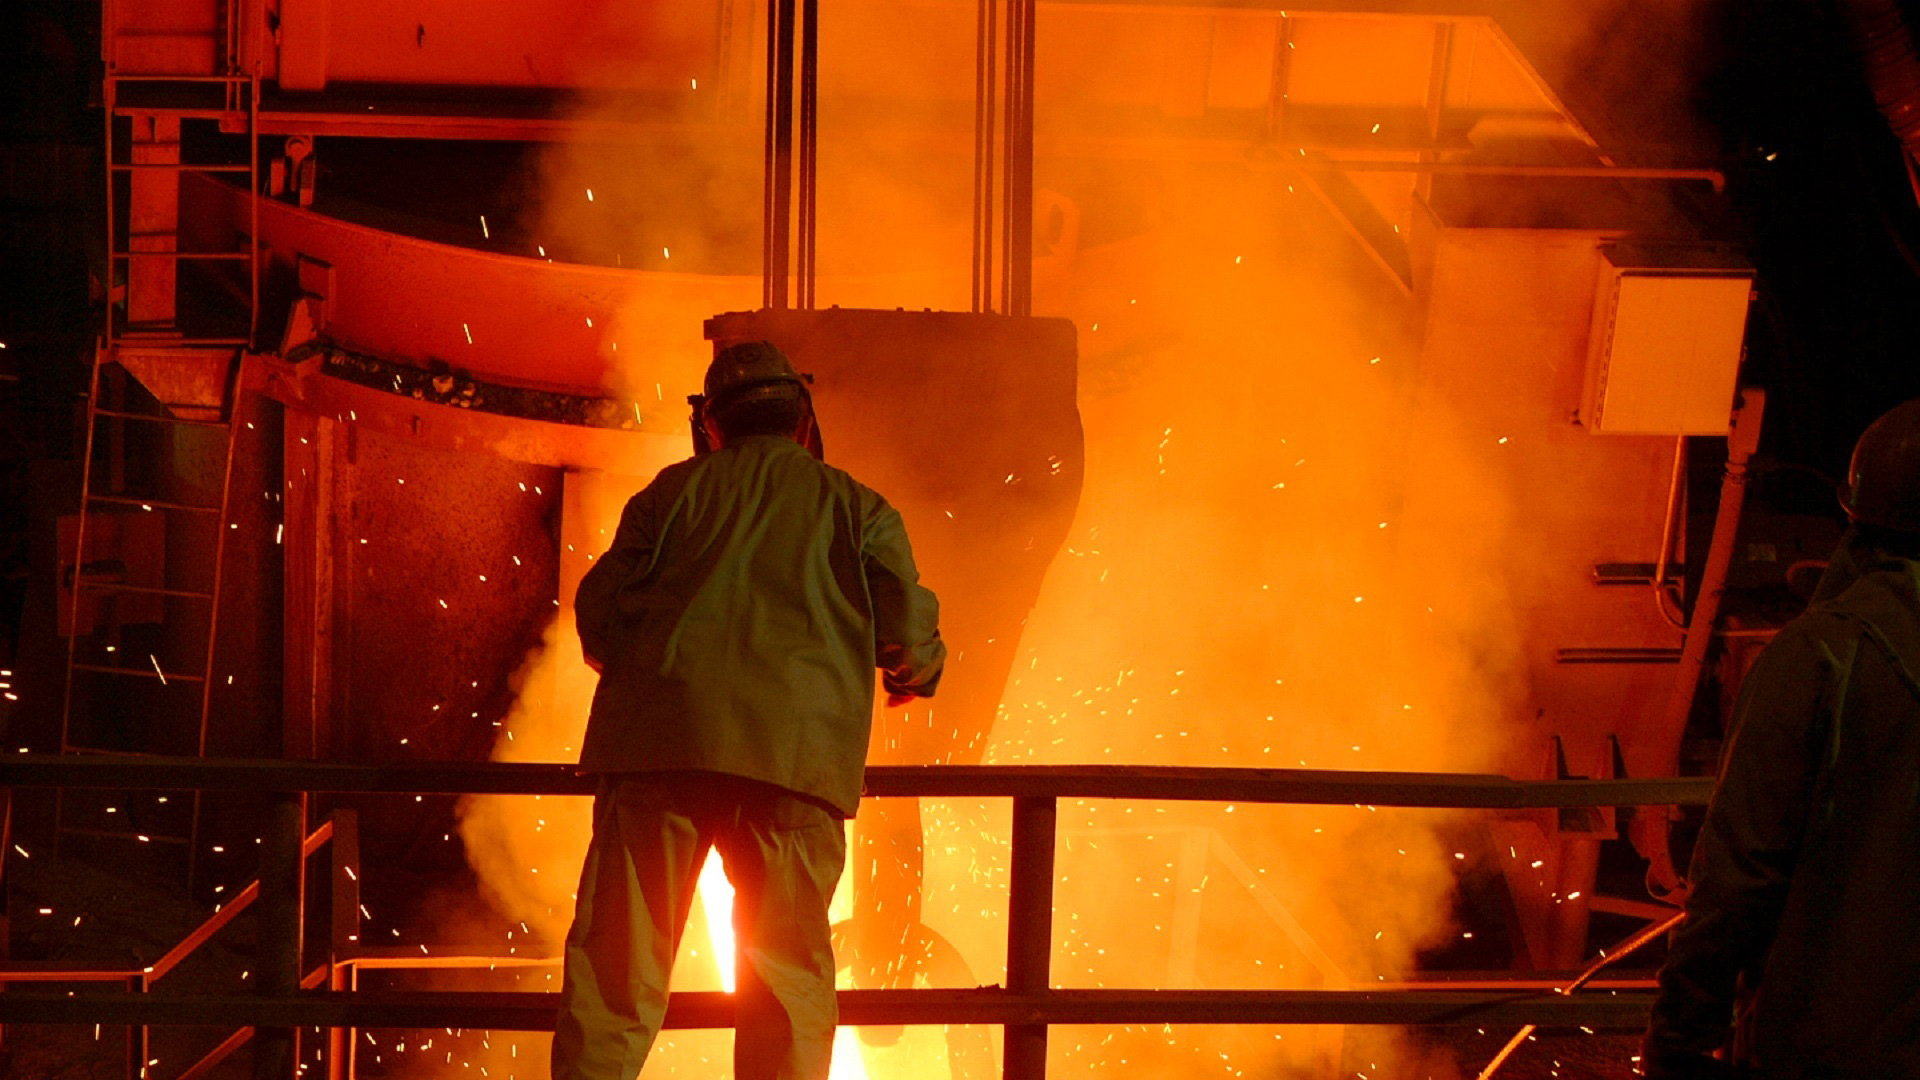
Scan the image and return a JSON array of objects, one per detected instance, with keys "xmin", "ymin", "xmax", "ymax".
[
  {"xmin": 0, "ymin": 755, "xmax": 1717, "ymax": 807},
  {"xmin": 0, "ymin": 987, "xmax": 1659, "ymax": 1030}
]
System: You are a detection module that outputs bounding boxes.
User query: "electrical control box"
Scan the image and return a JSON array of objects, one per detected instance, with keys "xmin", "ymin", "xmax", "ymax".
[{"xmin": 1581, "ymin": 245, "xmax": 1753, "ymax": 435}]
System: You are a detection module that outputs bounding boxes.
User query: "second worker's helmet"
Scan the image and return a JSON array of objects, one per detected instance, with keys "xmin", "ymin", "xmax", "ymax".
[
  {"xmin": 703, "ymin": 341, "xmax": 811, "ymax": 419},
  {"xmin": 1843, "ymin": 398, "xmax": 1920, "ymax": 533}
]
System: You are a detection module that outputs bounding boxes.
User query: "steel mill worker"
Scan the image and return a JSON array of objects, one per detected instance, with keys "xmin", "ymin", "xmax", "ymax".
[
  {"xmin": 552, "ymin": 341, "xmax": 945, "ymax": 1080},
  {"xmin": 1641, "ymin": 399, "xmax": 1920, "ymax": 1080}
]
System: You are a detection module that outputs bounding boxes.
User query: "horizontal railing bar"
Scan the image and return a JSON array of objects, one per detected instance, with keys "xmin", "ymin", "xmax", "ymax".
[
  {"xmin": 0, "ymin": 756, "xmax": 1717, "ymax": 807},
  {"xmin": 321, "ymin": 951, "xmax": 1660, "ymax": 991},
  {"xmin": 0, "ymin": 987, "xmax": 1660, "ymax": 1030},
  {"xmin": 344, "ymin": 954, "xmax": 559, "ymax": 971},
  {"xmin": 0, "ymin": 966, "xmax": 144, "ymax": 984}
]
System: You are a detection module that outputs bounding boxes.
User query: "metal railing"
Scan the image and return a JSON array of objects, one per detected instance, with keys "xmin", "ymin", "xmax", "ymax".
[
  {"xmin": 0, "ymin": 808, "xmax": 346, "ymax": 1078},
  {"xmin": 0, "ymin": 756, "xmax": 1715, "ymax": 1079}
]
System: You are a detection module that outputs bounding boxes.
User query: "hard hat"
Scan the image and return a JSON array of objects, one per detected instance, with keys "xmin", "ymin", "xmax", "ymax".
[
  {"xmin": 1843, "ymin": 398, "xmax": 1920, "ymax": 532},
  {"xmin": 702, "ymin": 341, "xmax": 810, "ymax": 416}
]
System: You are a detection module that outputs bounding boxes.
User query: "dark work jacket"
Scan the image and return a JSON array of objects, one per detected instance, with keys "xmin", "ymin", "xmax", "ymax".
[
  {"xmin": 573, "ymin": 435, "xmax": 945, "ymax": 817},
  {"xmin": 1645, "ymin": 531, "xmax": 1920, "ymax": 1079}
]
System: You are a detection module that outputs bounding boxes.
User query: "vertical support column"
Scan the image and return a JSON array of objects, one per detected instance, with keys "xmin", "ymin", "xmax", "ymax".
[
  {"xmin": 1004, "ymin": 795, "xmax": 1056, "ymax": 1080},
  {"xmin": 797, "ymin": 0, "xmax": 819, "ymax": 309},
  {"xmin": 126, "ymin": 114, "xmax": 182, "ymax": 330},
  {"xmin": 253, "ymin": 790, "xmax": 306, "ymax": 1080},
  {"xmin": 282, "ymin": 411, "xmax": 336, "ymax": 761},
  {"xmin": 1265, "ymin": 15, "xmax": 1294, "ymax": 144},
  {"xmin": 1, "ymin": 788, "xmax": 9, "ymax": 1052},
  {"xmin": 1416, "ymin": 22, "xmax": 1454, "ymax": 205},
  {"xmin": 326, "ymin": 809, "xmax": 360, "ymax": 1080}
]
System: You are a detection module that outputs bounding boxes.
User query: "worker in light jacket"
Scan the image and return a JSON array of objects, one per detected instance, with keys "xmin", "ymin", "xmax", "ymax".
[
  {"xmin": 553, "ymin": 341, "xmax": 945, "ymax": 1080},
  {"xmin": 1642, "ymin": 400, "xmax": 1920, "ymax": 1080}
]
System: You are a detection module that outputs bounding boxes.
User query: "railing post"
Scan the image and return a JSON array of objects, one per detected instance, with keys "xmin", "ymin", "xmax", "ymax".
[
  {"xmin": 253, "ymin": 790, "xmax": 305, "ymax": 1080},
  {"xmin": 1005, "ymin": 795, "xmax": 1056, "ymax": 1080},
  {"xmin": 127, "ymin": 975, "xmax": 143, "ymax": 1080},
  {"xmin": 327, "ymin": 809, "xmax": 359, "ymax": 1080}
]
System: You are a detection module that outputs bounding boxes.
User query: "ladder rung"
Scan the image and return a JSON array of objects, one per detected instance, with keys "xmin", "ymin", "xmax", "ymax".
[
  {"xmin": 110, "ymin": 336, "xmax": 250, "ymax": 347},
  {"xmin": 111, "ymin": 108, "xmax": 240, "ymax": 121},
  {"xmin": 110, "ymin": 163, "xmax": 251, "ymax": 174},
  {"xmin": 71, "ymin": 662, "xmax": 206, "ymax": 684},
  {"xmin": 73, "ymin": 579, "xmax": 215, "ymax": 600},
  {"xmin": 58, "ymin": 826, "xmax": 191, "ymax": 846},
  {"xmin": 108, "ymin": 73, "xmax": 252, "ymax": 84},
  {"xmin": 58, "ymin": 744, "xmax": 175, "ymax": 758},
  {"xmin": 111, "ymin": 251, "xmax": 252, "ymax": 262},
  {"xmin": 93, "ymin": 407, "xmax": 229, "ymax": 429},
  {"xmin": 88, "ymin": 494, "xmax": 223, "ymax": 514}
]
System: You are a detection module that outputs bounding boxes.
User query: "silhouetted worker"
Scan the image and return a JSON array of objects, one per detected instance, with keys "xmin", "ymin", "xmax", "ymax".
[
  {"xmin": 553, "ymin": 341, "xmax": 945, "ymax": 1080},
  {"xmin": 1642, "ymin": 399, "xmax": 1920, "ymax": 1080}
]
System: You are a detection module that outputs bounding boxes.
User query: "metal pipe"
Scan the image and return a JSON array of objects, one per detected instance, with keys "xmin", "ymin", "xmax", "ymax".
[
  {"xmin": 982, "ymin": 0, "xmax": 999, "ymax": 312},
  {"xmin": 1837, "ymin": 0, "xmax": 1920, "ymax": 204},
  {"xmin": 760, "ymin": 0, "xmax": 778, "ymax": 308},
  {"xmin": 1005, "ymin": 795, "xmax": 1057, "ymax": 1080},
  {"xmin": 1475, "ymin": 908, "xmax": 1685, "ymax": 1079},
  {"xmin": 1634, "ymin": 391, "xmax": 1765, "ymax": 894},
  {"xmin": 768, "ymin": 0, "xmax": 796, "ymax": 309},
  {"xmin": 1653, "ymin": 435, "xmax": 1688, "ymax": 628},
  {"xmin": 1007, "ymin": 0, "xmax": 1036, "ymax": 316},
  {"xmin": 247, "ymin": 66, "xmax": 260, "ymax": 348},
  {"xmin": 1283, "ymin": 160, "xmax": 1728, "ymax": 193},
  {"xmin": 998, "ymin": 0, "xmax": 1018, "ymax": 314},
  {"xmin": 1653, "ymin": 390, "xmax": 1764, "ymax": 777},
  {"xmin": 971, "ymin": 0, "xmax": 993, "ymax": 312}
]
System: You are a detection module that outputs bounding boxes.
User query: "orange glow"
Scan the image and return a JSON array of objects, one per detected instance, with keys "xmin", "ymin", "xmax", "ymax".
[
  {"xmin": 696, "ymin": 858, "xmax": 737, "ymax": 994},
  {"xmin": 438, "ymin": 4, "xmax": 1644, "ymax": 1077}
]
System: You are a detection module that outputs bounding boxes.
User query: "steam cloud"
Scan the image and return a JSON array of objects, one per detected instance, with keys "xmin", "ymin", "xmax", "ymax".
[{"xmin": 449, "ymin": 4, "xmax": 1567, "ymax": 1076}]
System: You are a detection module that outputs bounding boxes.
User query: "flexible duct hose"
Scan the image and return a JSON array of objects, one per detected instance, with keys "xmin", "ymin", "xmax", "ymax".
[{"xmin": 1838, "ymin": 0, "xmax": 1920, "ymax": 202}]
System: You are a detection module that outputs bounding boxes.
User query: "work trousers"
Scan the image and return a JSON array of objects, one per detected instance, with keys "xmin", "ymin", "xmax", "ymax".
[{"xmin": 551, "ymin": 771, "xmax": 848, "ymax": 1080}]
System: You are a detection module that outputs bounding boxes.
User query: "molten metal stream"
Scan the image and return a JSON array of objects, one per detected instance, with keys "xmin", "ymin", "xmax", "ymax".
[
  {"xmin": 1475, "ymin": 909, "xmax": 1687, "ymax": 1080},
  {"xmin": 696, "ymin": 857, "xmax": 874, "ymax": 1079}
]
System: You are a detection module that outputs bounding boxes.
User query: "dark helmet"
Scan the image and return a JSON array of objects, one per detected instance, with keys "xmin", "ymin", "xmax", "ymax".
[
  {"xmin": 702, "ymin": 341, "xmax": 810, "ymax": 419},
  {"xmin": 1843, "ymin": 398, "xmax": 1920, "ymax": 532}
]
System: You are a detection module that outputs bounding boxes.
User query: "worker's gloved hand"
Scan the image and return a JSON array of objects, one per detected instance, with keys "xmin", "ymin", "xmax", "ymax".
[
  {"xmin": 1638, "ymin": 1051, "xmax": 1741, "ymax": 1080},
  {"xmin": 885, "ymin": 692, "xmax": 914, "ymax": 708}
]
